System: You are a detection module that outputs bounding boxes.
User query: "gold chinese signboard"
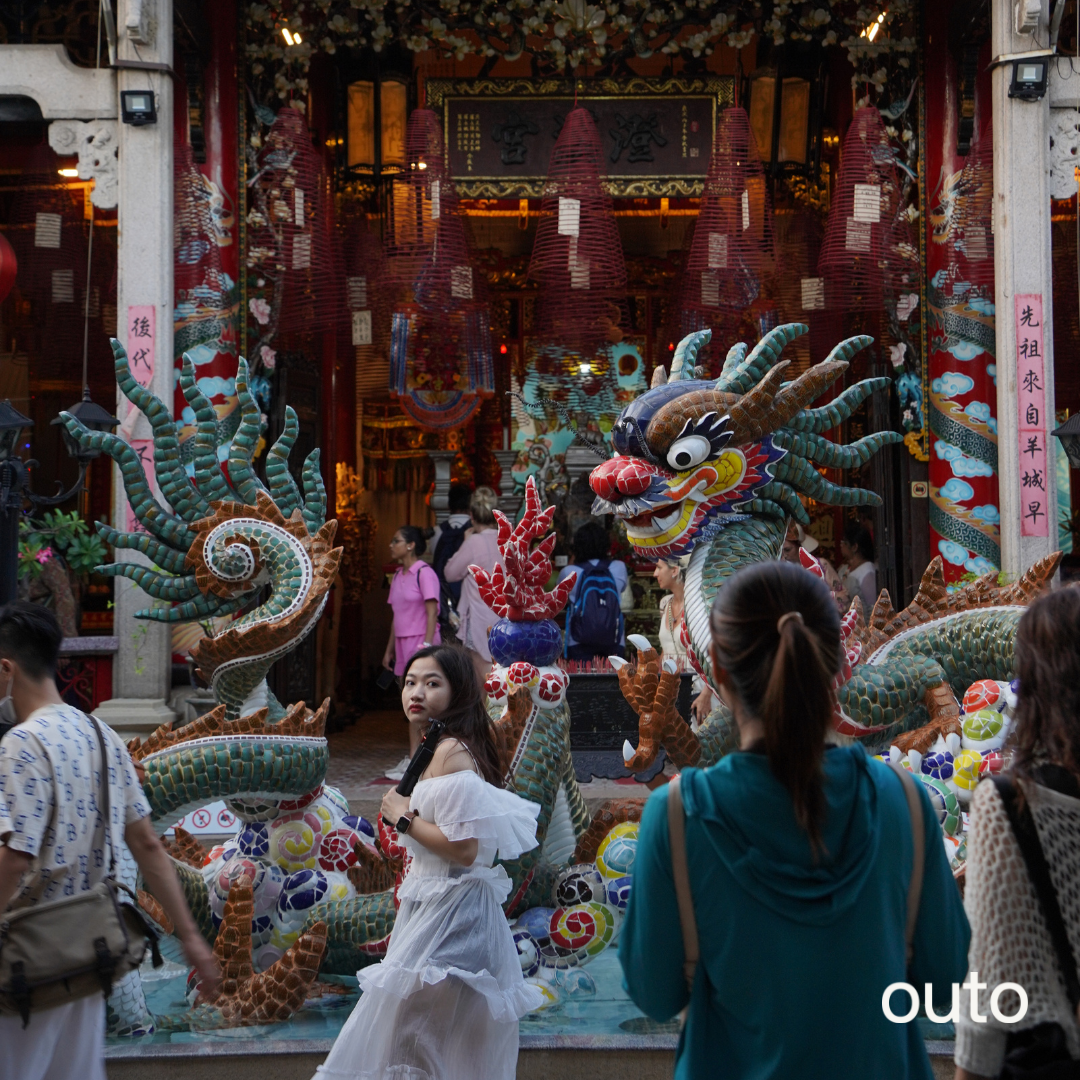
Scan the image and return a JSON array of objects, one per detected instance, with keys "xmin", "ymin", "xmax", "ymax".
[{"xmin": 425, "ymin": 76, "xmax": 734, "ymax": 198}]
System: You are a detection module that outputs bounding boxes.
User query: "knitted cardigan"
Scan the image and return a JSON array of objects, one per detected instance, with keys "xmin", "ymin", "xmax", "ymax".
[{"xmin": 955, "ymin": 778, "xmax": 1080, "ymax": 1075}]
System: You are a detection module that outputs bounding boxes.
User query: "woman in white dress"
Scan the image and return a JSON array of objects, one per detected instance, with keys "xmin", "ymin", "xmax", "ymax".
[{"xmin": 314, "ymin": 645, "xmax": 543, "ymax": 1080}]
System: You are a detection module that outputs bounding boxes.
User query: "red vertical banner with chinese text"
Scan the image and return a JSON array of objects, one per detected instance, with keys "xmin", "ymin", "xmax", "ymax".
[{"xmin": 1016, "ymin": 295, "xmax": 1049, "ymax": 537}]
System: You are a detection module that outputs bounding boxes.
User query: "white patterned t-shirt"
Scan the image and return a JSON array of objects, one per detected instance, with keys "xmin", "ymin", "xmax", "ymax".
[{"xmin": 0, "ymin": 703, "xmax": 151, "ymax": 911}]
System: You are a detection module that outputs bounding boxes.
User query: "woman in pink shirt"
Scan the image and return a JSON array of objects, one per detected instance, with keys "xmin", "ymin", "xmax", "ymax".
[
  {"xmin": 444, "ymin": 487, "xmax": 503, "ymax": 684},
  {"xmin": 383, "ymin": 525, "xmax": 441, "ymax": 751}
]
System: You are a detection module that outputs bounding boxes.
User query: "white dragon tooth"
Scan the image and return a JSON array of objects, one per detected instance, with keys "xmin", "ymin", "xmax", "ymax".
[
  {"xmin": 623, "ymin": 739, "xmax": 636, "ymax": 763},
  {"xmin": 627, "ymin": 634, "xmax": 653, "ymax": 653},
  {"xmin": 662, "ymin": 658, "xmax": 678, "ymax": 674},
  {"xmin": 608, "ymin": 655, "xmax": 629, "ymax": 670}
]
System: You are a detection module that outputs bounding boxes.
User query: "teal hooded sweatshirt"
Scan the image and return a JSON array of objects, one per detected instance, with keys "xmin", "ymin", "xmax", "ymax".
[{"xmin": 619, "ymin": 745, "xmax": 971, "ymax": 1079}]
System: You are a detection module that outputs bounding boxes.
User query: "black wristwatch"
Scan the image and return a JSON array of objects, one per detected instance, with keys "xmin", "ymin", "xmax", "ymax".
[{"xmin": 396, "ymin": 813, "xmax": 416, "ymax": 834}]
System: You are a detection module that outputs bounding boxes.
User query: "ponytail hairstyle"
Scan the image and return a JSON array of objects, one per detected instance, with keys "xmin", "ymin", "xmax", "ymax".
[
  {"xmin": 709, "ymin": 560, "xmax": 842, "ymax": 852},
  {"xmin": 398, "ymin": 524, "xmax": 435, "ymax": 557},
  {"xmin": 1011, "ymin": 585, "xmax": 1080, "ymax": 782},
  {"xmin": 469, "ymin": 486, "xmax": 499, "ymax": 527},
  {"xmin": 403, "ymin": 644, "xmax": 504, "ymax": 787}
]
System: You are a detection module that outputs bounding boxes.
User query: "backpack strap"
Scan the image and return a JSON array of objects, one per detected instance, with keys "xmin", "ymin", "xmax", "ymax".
[
  {"xmin": 994, "ymin": 775, "xmax": 1080, "ymax": 1015},
  {"xmin": 667, "ymin": 774, "xmax": 699, "ymax": 991},
  {"xmin": 87, "ymin": 712, "xmax": 116, "ymax": 877},
  {"xmin": 890, "ymin": 763, "xmax": 924, "ymax": 967}
]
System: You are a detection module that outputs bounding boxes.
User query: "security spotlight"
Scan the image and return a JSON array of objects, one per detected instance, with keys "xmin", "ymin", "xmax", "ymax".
[
  {"xmin": 1009, "ymin": 58, "xmax": 1048, "ymax": 101},
  {"xmin": 121, "ymin": 89, "xmax": 157, "ymax": 125}
]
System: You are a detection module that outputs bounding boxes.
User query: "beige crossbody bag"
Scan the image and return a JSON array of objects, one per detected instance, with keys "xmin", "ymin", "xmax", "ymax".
[
  {"xmin": 0, "ymin": 712, "xmax": 161, "ymax": 1026},
  {"xmin": 667, "ymin": 762, "xmax": 925, "ymax": 993}
]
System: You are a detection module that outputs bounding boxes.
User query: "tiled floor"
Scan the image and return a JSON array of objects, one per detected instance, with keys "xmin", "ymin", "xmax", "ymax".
[{"xmin": 325, "ymin": 710, "xmax": 666, "ymax": 824}]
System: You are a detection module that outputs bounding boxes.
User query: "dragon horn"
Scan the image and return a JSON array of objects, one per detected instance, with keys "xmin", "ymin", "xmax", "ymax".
[
  {"xmin": 651, "ymin": 365, "xmax": 668, "ymax": 388},
  {"xmin": 670, "ymin": 329, "xmax": 711, "ymax": 381},
  {"xmin": 725, "ymin": 361, "xmax": 790, "ymax": 445},
  {"xmin": 771, "ymin": 360, "xmax": 850, "ymax": 427}
]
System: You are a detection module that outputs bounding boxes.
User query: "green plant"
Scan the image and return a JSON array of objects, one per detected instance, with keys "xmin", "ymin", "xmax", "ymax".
[{"xmin": 18, "ymin": 509, "xmax": 108, "ymax": 581}]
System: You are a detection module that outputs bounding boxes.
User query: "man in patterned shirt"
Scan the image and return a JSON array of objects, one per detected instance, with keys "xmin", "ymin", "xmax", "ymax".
[{"xmin": 0, "ymin": 601, "xmax": 219, "ymax": 1079}]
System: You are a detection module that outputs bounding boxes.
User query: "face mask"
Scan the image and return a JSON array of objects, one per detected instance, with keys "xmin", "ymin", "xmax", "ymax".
[{"xmin": 0, "ymin": 674, "xmax": 15, "ymax": 727}]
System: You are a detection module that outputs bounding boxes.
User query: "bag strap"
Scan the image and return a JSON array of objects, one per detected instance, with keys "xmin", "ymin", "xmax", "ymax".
[
  {"xmin": 87, "ymin": 713, "xmax": 116, "ymax": 877},
  {"xmin": 890, "ymin": 763, "xmax": 925, "ymax": 966},
  {"xmin": 994, "ymin": 775, "xmax": 1080, "ymax": 1013},
  {"xmin": 667, "ymin": 774, "xmax": 699, "ymax": 991}
]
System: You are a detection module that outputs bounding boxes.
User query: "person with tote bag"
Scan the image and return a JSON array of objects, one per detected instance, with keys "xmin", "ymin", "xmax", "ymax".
[{"xmin": 619, "ymin": 560, "xmax": 970, "ymax": 1079}]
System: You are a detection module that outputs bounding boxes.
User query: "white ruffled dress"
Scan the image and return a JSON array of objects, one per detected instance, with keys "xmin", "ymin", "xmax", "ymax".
[{"xmin": 314, "ymin": 770, "xmax": 545, "ymax": 1080}]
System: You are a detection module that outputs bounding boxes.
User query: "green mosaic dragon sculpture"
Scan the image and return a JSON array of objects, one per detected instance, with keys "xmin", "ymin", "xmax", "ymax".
[
  {"xmin": 60, "ymin": 343, "xmax": 634, "ymax": 1033},
  {"xmin": 587, "ymin": 325, "xmax": 1058, "ymax": 772}
]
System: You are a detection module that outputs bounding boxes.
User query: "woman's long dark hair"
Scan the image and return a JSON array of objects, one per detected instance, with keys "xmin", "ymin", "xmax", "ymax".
[
  {"xmin": 403, "ymin": 644, "xmax": 504, "ymax": 787},
  {"xmin": 709, "ymin": 559, "xmax": 842, "ymax": 852},
  {"xmin": 1012, "ymin": 586, "xmax": 1080, "ymax": 781}
]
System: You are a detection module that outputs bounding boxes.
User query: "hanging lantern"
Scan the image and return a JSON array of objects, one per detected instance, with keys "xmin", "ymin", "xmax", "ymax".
[
  {"xmin": 527, "ymin": 107, "xmax": 627, "ymax": 353},
  {"xmin": 682, "ymin": 106, "xmax": 775, "ymax": 322},
  {"xmin": 818, "ymin": 107, "xmax": 915, "ymax": 311},
  {"xmin": 0, "ymin": 233, "xmax": 16, "ymax": 304},
  {"xmin": 387, "ymin": 110, "xmax": 494, "ymax": 431}
]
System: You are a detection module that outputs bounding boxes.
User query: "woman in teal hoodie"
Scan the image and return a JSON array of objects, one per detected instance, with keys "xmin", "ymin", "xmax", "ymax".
[{"xmin": 619, "ymin": 559, "xmax": 970, "ymax": 1079}]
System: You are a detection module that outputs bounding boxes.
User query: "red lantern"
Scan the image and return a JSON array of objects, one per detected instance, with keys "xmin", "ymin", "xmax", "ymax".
[{"xmin": 0, "ymin": 232, "xmax": 16, "ymax": 304}]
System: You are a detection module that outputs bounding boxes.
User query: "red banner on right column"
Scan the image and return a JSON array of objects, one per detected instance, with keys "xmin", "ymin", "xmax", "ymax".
[{"xmin": 1016, "ymin": 295, "xmax": 1049, "ymax": 537}]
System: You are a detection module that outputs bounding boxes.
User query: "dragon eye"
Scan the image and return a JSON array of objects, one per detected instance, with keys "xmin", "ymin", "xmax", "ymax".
[{"xmin": 666, "ymin": 435, "xmax": 712, "ymax": 472}]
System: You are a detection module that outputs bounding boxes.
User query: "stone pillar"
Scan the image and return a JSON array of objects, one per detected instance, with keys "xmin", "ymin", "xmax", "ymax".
[
  {"xmin": 428, "ymin": 451, "xmax": 457, "ymax": 526},
  {"xmin": 992, "ymin": 0, "xmax": 1059, "ymax": 578},
  {"xmin": 93, "ymin": 0, "xmax": 177, "ymax": 739},
  {"xmin": 493, "ymin": 449, "xmax": 524, "ymax": 519}
]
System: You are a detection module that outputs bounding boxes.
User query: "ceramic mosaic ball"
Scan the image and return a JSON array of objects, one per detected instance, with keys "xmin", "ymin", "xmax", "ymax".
[
  {"xmin": 276, "ymin": 784, "xmax": 324, "ymax": 814},
  {"xmin": 524, "ymin": 977, "xmax": 560, "ymax": 1010},
  {"xmin": 515, "ymin": 907, "xmax": 556, "ymax": 945},
  {"xmin": 237, "ymin": 822, "xmax": 271, "ymax": 859},
  {"xmin": 951, "ymin": 750, "xmax": 983, "ymax": 802},
  {"xmin": 549, "ymin": 902, "xmax": 616, "ymax": 961},
  {"xmin": 513, "ymin": 928, "xmax": 541, "ymax": 977},
  {"xmin": 318, "ymin": 827, "xmax": 365, "ymax": 872},
  {"xmin": 489, "ymin": 617, "xmax": 563, "ymax": 668},
  {"xmin": 919, "ymin": 776, "xmax": 962, "ymax": 837},
  {"xmin": 277, "ymin": 868, "xmax": 330, "ymax": 920},
  {"xmin": 317, "ymin": 785, "xmax": 352, "ymax": 819},
  {"xmin": 962, "ymin": 709, "xmax": 1007, "ymax": 752},
  {"xmin": 557, "ymin": 968, "xmax": 597, "ymax": 998},
  {"xmin": 554, "ymin": 864, "xmax": 606, "ymax": 907},
  {"xmin": 342, "ymin": 814, "xmax": 377, "ymax": 846},
  {"xmin": 269, "ymin": 808, "xmax": 332, "ymax": 872},
  {"xmin": 596, "ymin": 823, "xmax": 639, "ymax": 880},
  {"xmin": 606, "ymin": 875, "xmax": 634, "ymax": 913},
  {"xmin": 962, "ymin": 679, "xmax": 1005, "ymax": 715},
  {"xmin": 921, "ymin": 751, "xmax": 954, "ymax": 781}
]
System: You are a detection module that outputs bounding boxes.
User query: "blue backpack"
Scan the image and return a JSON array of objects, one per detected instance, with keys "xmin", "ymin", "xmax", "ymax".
[{"xmin": 567, "ymin": 559, "xmax": 623, "ymax": 654}]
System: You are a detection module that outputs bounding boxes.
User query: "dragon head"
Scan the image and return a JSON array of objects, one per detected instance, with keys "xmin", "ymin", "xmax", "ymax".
[{"xmin": 590, "ymin": 324, "xmax": 903, "ymax": 559}]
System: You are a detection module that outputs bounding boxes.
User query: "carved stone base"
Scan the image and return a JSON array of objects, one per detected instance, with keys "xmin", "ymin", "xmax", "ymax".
[{"xmin": 92, "ymin": 697, "xmax": 176, "ymax": 742}]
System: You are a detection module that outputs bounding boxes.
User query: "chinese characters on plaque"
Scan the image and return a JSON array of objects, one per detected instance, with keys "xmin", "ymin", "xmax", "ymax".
[
  {"xmin": 127, "ymin": 305, "xmax": 155, "ymax": 389},
  {"xmin": 1016, "ymin": 295, "xmax": 1048, "ymax": 538}
]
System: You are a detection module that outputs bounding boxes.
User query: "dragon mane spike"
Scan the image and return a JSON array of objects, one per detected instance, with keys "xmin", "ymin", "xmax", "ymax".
[
  {"xmin": 825, "ymin": 334, "xmax": 874, "ymax": 367},
  {"xmin": 110, "ymin": 340, "xmax": 209, "ymax": 524},
  {"xmin": 228, "ymin": 358, "xmax": 268, "ymax": 506},
  {"xmin": 718, "ymin": 323, "xmax": 807, "ymax": 394},
  {"xmin": 651, "ymin": 365, "xmax": 668, "ymax": 388},
  {"xmin": 95, "ymin": 563, "xmax": 203, "ymax": 602},
  {"xmin": 724, "ymin": 362, "xmax": 790, "ymax": 444},
  {"xmin": 772, "ymin": 454, "xmax": 883, "ymax": 507},
  {"xmin": 266, "ymin": 405, "xmax": 303, "ymax": 519},
  {"xmin": 785, "ymin": 377, "xmax": 893, "ymax": 434},
  {"xmin": 733, "ymin": 497, "xmax": 789, "ymax": 522},
  {"xmin": 718, "ymin": 342, "xmax": 748, "ymax": 383},
  {"xmin": 94, "ymin": 521, "xmax": 191, "ymax": 573},
  {"xmin": 774, "ymin": 429, "xmax": 903, "ymax": 469},
  {"xmin": 136, "ymin": 593, "xmax": 249, "ymax": 623},
  {"xmin": 670, "ymin": 329, "xmax": 711, "ymax": 381},
  {"xmin": 301, "ymin": 449, "xmax": 327, "ymax": 533},
  {"xmin": 751, "ymin": 482, "xmax": 811, "ymax": 523},
  {"xmin": 58, "ymin": 413, "xmax": 196, "ymax": 550},
  {"xmin": 181, "ymin": 354, "xmax": 232, "ymax": 503}
]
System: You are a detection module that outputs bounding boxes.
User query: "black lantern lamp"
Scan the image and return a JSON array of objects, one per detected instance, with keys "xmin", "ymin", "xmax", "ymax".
[
  {"xmin": 0, "ymin": 399, "xmax": 31, "ymax": 461},
  {"xmin": 50, "ymin": 386, "xmax": 119, "ymax": 463},
  {"xmin": 1053, "ymin": 412, "xmax": 1080, "ymax": 469}
]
